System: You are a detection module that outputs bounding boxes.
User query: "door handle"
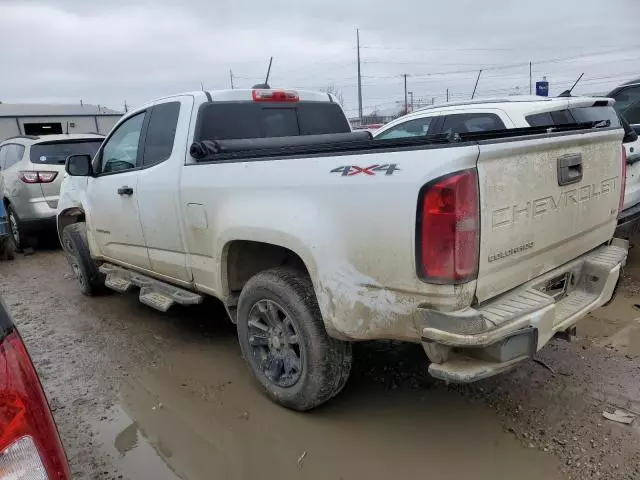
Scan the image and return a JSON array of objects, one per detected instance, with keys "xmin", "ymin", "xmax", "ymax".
[
  {"xmin": 557, "ymin": 154, "xmax": 583, "ymax": 186},
  {"xmin": 117, "ymin": 186, "xmax": 134, "ymax": 196}
]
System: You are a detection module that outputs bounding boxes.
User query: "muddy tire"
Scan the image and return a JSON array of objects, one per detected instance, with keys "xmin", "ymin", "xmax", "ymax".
[
  {"xmin": 0, "ymin": 236, "xmax": 16, "ymax": 261},
  {"xmin": 61, "ymin": 223, "xmax": 106, "ymax": 296},
  {"xmin": 6, "ymin": 204, "xmax": 25, "ymax": 252},
  {"xmin": 237, "ymin": 267, "xmax": 352, "ymax": 411}
]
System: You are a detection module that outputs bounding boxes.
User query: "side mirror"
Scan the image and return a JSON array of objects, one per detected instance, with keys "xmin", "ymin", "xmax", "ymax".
[{"xmin": 65, "ymin": 154, "xmax": 93, "ymax": 176}]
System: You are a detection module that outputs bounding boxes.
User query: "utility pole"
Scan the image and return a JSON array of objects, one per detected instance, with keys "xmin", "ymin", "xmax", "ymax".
[
  {"xmin": 124, "ymin": 101, "xmax": 128, "ymax": 113},
  {"xmin": 230, "ymin": 69, "xmax": 234, "ymax": 89},
  {"xmin": 529, "ymin": 62, "xmax": 532, "ymax": 95},
  {"xmin": 471, "ymin": 69, "xmax": 482, "ymax": 99},
  {"xmin": 356, "ymin": 29, "xmax": 363, "ymax": 124},
  {"xmin": 446, "ymin": 88, "xmax": 449, "ymax": 102},
  {"xmin": 408, "ymin": 91, "xmax": 414, "ymax": 112},
  {"xmin": 403, "ymin": 74, "xmax": 408, "ymax": 114}
]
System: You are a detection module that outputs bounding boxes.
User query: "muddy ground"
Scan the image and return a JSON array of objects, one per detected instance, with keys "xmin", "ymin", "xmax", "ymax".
[{"xmin": 1, "ymin": 246, "xmax": 639, "ymax": 480}]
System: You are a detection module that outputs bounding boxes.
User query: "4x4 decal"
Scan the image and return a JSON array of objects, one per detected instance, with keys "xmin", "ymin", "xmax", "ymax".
[{"xmin": 330, "ymin": 164, "xmax": 400, "ymax": 176}]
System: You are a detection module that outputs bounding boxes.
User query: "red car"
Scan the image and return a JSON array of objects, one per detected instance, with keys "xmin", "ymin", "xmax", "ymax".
[{"xmin": 0, "ymin": 299, "xmax": 70, "ymax": 479}]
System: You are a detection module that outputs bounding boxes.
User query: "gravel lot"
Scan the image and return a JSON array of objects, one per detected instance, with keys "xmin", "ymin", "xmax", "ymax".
[{"xmin": 1, "ymin": 246, "xmax": 639, "ymax": 480}]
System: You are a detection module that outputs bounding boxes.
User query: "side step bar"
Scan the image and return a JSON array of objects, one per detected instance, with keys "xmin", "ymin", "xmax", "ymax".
[{"xmin": 99, "ymin": 264, "xmax": 203, "ymax": 312}]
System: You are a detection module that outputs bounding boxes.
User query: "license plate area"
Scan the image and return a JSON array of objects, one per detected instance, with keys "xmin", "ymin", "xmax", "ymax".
[{"xmin": 539, "ymin": 272, "xmax": 571, "ymax": 300}]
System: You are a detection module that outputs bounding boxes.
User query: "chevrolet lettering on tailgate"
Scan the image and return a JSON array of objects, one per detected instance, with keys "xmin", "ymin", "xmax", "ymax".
[{"xmin": 492, "ymin": 177, "xmax": 618, "ymax": 229}]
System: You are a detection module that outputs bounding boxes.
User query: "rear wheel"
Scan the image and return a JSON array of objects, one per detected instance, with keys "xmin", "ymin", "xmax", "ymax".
[
  {"xmin": 61, "ymin": 223, "xmax": 106, "ymax": 296},
  {"xmin": 6, "ymin": 204, "xmax": 24, "ymax": 251},
  {"xmin": 237, "ymin": 267, "xmax": 352, "ymax": 411},
  {"xmin": 0, "ymin": 236, "xmax": 16, "ymax": 261}
]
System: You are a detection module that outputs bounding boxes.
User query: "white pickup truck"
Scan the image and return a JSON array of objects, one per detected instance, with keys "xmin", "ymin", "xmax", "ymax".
[{"xmin": 58, "ymin": 88, "xmax": 629, "ymax": 411}]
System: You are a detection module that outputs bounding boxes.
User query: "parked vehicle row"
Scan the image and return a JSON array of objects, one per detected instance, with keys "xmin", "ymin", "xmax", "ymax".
[
  {"xmin": 55, "ymin": 87, "xmax": 629, "ymax": 411},
  {"xmin": 0, "ymin": 134, "xmax": 104, "ymax": 250}
]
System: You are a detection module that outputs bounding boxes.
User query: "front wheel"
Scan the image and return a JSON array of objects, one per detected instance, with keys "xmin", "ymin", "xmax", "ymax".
[
  {"xmin": 237, "ymin": 267, "xmax": 352, "ymax": 411},
  {"xmin": 61, "ymin": 223, "xmax": 106, "ymax": 296}
]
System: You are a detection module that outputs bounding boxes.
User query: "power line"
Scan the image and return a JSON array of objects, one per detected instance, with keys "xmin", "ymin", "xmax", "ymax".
[{"xmin": 360, "ymin": 44, "xmax": 640, "ymax": 53}]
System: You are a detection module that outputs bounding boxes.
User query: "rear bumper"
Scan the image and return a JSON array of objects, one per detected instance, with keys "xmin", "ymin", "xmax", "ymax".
[
  {"xmin": 615, "ymin": 202, "xmax": 640, "ymax": 239},
  {"xmin": 9, "ymin": 196, "xmax": 57, "ymax": 223},
  {"xmin": 419, "ymin": 239, "xmax": 628, "ymax": 383},
  {"xmin": 20, "ymin": 217, "xmax": 57, "ymax": 236}
]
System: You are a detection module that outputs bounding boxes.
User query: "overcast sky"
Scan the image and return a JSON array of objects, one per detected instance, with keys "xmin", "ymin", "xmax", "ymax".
[{"xmin": 1, "ymin": 0, "xmax": 638, "ymax": 117}]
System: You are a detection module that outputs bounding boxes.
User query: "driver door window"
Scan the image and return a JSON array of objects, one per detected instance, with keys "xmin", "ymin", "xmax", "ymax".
[{"xmin": 100, "ymin": 113, "xmax": 145, "ymax": 174}]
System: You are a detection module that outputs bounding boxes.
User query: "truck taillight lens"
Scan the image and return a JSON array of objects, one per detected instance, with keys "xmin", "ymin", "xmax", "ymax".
[
  {"xmin": 620, "ymin": 147, "xmax": 627, "ymax": 215},
  {"xmin": 18, "ymin": 171, "xmax": 58, "ymax": 184},
  {"xmin": 417, "ymin": 169, "xmax": 479, "ymax": 283},
  {"xmin": 0, "ymin": 331, "xmax": 70, "ymax": 479}
]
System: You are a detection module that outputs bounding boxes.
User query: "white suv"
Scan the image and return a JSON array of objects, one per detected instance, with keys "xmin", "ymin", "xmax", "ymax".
[
  {"xmin": 0, "ymin": 134, "xmax": 104, "ymax": 248},
  {"xmin": 607, "ymin": 78, "xmax": 640, "ymax": 237},
  {"xmin": 374, "ymin": 95, "xmax": 639, "ymax": 238}
]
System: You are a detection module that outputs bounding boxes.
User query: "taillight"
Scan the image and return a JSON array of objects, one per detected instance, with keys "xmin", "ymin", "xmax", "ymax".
[
  {"xmin": 417, "ymin": 169, "xmax": 480, "ymax": 283},
  {"xmin": 252, "ymin": 89, "xmax": 299, "ymax": 102},
  {"xmin": 620, "ymin": 147, "xmax": 627, "ymax": 215},
  {"xmin": 18, "ymin": 171, "xmax": 58, "ymax": 184},
  {"xmin": 0, "ymin": 331, "xmax": 70, "ymax": 479}
]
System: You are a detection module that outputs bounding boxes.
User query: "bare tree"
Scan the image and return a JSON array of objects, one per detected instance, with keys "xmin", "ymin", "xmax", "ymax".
[{"xmin": 322, "ymin": 84, "xmax": 345, "ymax": 106}]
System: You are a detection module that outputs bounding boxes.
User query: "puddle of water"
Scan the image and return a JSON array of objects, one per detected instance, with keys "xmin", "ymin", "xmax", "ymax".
[
  {"xmin": 597, "ymin": 323, "xmax": 640, "ymax": 356},
  {"xmin": 91, "ymin": 404, "xmax": 180, "ymax": 480},
  {"xmin": 579, "ymin": 272, "xmax": 640, "ymax": 349},
  {"xmin": 114, "ymin": 420, "xmax": 139, "ymax": 455},
  {"xmin": 95, "ymin": 341, "xmax": 564, "ymax": 480}
]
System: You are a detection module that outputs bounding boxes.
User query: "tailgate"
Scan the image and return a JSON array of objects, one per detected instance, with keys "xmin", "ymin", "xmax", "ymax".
[
  {"xmin": 37, "ymin": 165, "xmax": 65, "ymax": 208},
  {"xmin": 475, "ymin": 128, "xmax": 623, "ymax": 302}
]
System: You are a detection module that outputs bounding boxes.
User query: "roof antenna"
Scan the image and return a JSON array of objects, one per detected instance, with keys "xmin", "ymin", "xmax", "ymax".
[
  {"xmin": 252, "ymin": 56, "xmax": 273, "ymax": 89},
  {"xmin": 558, "ymin": 72, "xmax": 584, "ymax": 97}
]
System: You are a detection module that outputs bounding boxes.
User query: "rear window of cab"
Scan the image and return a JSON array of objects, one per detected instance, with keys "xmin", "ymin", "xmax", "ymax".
[{"xmin": 195, "ymin": 102, "xmax": 350, "ymax": 141}]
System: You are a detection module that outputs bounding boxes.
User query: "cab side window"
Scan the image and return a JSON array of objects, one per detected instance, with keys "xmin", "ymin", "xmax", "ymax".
[
  {"xmin": 142, "ymin": 102, "xmax": 181, "ymax": 166},
  {"xmin": 612, "ymin": 86, "xmax": 640, "ymax": 124},
  {"xmin": 376, "ymin": 116, "xmax": 435, "ymax": 139},
  {"xmin": 99, "ymin": 113, "xmax": 146, "ymax": 174},
  {"xmin": 440, "ymin": 113, "xmax": 506, "ymax": 134}
]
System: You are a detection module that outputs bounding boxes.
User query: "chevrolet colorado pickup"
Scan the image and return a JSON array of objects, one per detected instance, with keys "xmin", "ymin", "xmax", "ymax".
[{"xmin": 57, "ymin": 88, "xmax": 629, "ymax": 410}]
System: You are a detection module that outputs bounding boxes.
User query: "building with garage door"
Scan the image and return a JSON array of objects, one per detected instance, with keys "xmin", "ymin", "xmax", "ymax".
[{"xmin": 0, "ymin": 103, "xmax": 122, "ymax": 143}]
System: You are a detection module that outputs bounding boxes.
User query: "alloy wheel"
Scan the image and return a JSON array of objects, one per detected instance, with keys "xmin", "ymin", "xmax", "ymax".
[{"xmin": 246, "ymin": 299, "xmax": 304, "ymax": 388}]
